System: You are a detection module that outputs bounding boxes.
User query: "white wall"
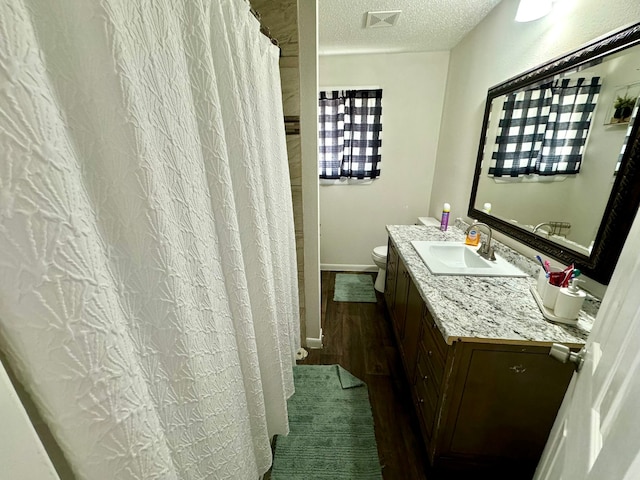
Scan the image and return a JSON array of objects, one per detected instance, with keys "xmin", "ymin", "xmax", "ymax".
[
  {"xmin": 319, "ymin": 51, "xmax": 449, "ymax": 269},
  {"xmin": 429, "ymin": 0, "xmax": 640, "ymax": 293}
]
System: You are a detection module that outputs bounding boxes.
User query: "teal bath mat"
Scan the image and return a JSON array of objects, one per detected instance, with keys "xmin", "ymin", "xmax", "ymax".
[
  {"xmin": 333, "ymin": 274, "xmax": 377, "ymax": 303},
  {"xmin": 271, "ymin": 365, "xmax": 382, "ymax": 479}
]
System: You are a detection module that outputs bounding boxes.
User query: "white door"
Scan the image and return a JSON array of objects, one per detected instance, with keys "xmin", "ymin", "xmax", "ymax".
[
  {"xmin": 534, "ymin": 211, "xmax": 640, "ymax": 480},
  {"xmin": 0, "ymin": 360, "xmax": 60, "ymax": 479}
]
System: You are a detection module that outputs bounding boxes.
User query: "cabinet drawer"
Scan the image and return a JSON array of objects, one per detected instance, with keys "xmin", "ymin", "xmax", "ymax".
[
  {"xmin": 414, "ymin": 350, "xmax": 439, "ymax": 437},
  {"xmin": 422, "ymin": 308, "xmax": 448, "ymax": 360},
  {"xmin": 417, "ymin": 341, "xmax": 443, "ymax": 394},
  {"xmin": 419, "ymin": 326, "xmax": 446, "ymax": 387}
]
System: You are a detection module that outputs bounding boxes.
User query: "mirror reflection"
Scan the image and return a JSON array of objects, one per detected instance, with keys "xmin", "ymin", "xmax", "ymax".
[{"xmin": 474, "ymin": 46, "xmax": 640, "ymax": 256}]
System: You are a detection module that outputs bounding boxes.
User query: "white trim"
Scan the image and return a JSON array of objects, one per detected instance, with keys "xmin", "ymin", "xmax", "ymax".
[
  {"xmin": 298, "ymin": 0, "xmax": 322, "ymax": 343},
  {"xmin": 321, "ymin": 264, "xmax": 378, "ymax": 272},
  {"xmin": 305, "ymin": 328, "xmax": 323, "ymax": 349}
]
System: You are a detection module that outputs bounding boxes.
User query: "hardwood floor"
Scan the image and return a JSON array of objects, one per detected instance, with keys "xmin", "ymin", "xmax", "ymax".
[{"xmin": 298, "ymin": 271, "xmax": 431, "ymax": 480}]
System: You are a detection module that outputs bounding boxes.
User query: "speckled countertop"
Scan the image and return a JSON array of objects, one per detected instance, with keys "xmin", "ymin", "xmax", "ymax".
[{"xmin": 387, "ymin": 221, "xmax": 598, "ymax": 347}]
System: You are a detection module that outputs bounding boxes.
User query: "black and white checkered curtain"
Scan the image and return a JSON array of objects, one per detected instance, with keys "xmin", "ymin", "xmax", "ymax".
[
  {"xmin": 489, "ymin": 84, "xmax": 553, "ymax": 177},
  {"xmin": 615, "ymin": 95, "xmax": 640, "ymax": 174},
  {"xmin": 318, "ymin": 89, "xmax": 382, "ymax": 179},
  {"xmin": 490, "ymin": 77, "xmax": 601, "ymax": 177},
  {"xmin": 318, "ymin": 91, "xmax": 345, "ymax": 178},
  {"xmin": 538, "ymin": 77, "xmax": 601, "ymax": 174}
]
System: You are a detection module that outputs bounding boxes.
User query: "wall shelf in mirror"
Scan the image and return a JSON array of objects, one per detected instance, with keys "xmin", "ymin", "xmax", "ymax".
[
  {"xmin": 469, "ymin": 22, "xmax": 640, "ymax": 284},
  {"xmin": 604, "ymin": 82, "xmax": 640, "ymax": 125}
]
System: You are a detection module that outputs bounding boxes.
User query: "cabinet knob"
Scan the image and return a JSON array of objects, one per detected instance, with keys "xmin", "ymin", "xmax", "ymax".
[
  {"xmin": 550, "ymin": 344, "xmax": 586, "ymax": 372},
  {"xmin": 423, "ymin": 374, "xmax": 428, "ymax": 381},
  {"xmin": 419, "ymin": 398, "xmax": 424, "ymax": 404},
  {"xmin": 428, "ymin": 350, "xmax": 433, "ymax": 357},
  {"xmin": 432, "ymin": 322, "xmax": 437, "ymax": 329}
]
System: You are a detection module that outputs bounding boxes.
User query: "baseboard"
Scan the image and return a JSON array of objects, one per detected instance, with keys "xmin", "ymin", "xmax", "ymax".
[
  {"xmin": 321, "ymin": 264, "xmax": 378, "ymax": 272},
  {"xmin": 305, "ymin": 329, "xmax": 323, "ymax": 349}
]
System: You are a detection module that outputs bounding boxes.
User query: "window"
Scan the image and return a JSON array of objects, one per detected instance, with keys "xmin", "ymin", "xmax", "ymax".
[
  {"xmin": 318, "ymin": 89, "xmax": 382, "ymax": 180},
  {"xmin": 616, "ymin": 95, "xmax": 640, "ymax": 174},
  {"xmin": 489, "ymin": 76, "xmax": 601, "ymax": 177}
]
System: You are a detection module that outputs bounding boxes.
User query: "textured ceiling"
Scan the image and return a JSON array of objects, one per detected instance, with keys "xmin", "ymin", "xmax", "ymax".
[{"xmin": 319, "ymin": 0, "xmax": 503, "ymax": 55}]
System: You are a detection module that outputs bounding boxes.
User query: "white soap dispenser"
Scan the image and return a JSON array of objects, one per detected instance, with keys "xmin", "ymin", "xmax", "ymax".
[{"xmin": 554, "ymin": 278, "xmax": 586, "ymax": 320}]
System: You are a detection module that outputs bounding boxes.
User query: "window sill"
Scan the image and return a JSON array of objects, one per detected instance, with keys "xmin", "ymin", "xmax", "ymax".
[
  {"xmin": 320, "ymin": 178, "xmax": 375, "ymax": 186},
  {"xmin": 492, "ymin": 175, "xmax": 568, "ymax": 184}
]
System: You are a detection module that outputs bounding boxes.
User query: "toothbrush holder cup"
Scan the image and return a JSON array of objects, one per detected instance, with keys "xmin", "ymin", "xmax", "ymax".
[
  {"xmin": 537, "ymin": 266, "xmax": 563, "ymax": 299},
  {"xmin": 542, "ymin": 282, "xmax": 562, "ymax": 309}
]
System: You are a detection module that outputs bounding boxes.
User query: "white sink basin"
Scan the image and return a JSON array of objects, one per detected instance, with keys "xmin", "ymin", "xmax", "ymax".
[{"xmin": 411, "ymin": 241, "xmax": 528, "ymax": 277}]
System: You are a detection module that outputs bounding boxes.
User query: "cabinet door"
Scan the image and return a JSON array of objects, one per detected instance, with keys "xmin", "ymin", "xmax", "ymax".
[
  {"xmin": 402, "ymin": 281, "xmax": 423, "ymax": 382},
  {"xmin": 393, "ymin": 259, "xmax": 410, "ymax": 341},
  {"xmin": 384, "ymin": 240, "xmax": 398, "ymax": 310},
  {"xmin": 440, "ymin": 343, "xmax": 574, "ymax": 466}
]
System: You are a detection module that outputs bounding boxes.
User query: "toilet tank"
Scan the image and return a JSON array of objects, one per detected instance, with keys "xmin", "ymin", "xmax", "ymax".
[{"xmin": 417, "ymin": 217, "xmax": 440, "ymax": 227}]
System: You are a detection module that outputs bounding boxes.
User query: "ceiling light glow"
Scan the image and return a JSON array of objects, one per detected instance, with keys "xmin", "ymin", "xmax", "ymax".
[{"xmin": 515, "ymin": 0, "xmax": 552, "ymax": 22}]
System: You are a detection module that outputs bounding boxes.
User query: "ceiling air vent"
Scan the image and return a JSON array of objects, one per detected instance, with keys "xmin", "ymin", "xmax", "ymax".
[{"xmin": 365, "ymin": 10, "xmax": 401, "ymax": 28}]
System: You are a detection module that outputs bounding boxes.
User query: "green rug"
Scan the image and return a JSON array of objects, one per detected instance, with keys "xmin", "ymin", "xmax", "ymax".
[
  {"xmin": 333, "ymin": 273, "xmax": 377, "ymax": 303},
  {"xmin": 271, "ymin": 365, "xmax": 382, "ymax": 479}
]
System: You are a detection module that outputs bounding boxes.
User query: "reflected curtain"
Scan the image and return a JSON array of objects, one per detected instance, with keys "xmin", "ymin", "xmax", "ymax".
[
  {"xmin": 489, "ymin": 84, "xmax": 553, "ymax": 177},
  {"xmin": 537, "ymin": 77, "xmax": 602, "ymax": 175},
  {"xmin": 490, "ymin": 77, "xmax": 601, "ymax": 177},
  {"xmin": 0, "ymin": 0, "xmax": 299, "ymax": 478}
]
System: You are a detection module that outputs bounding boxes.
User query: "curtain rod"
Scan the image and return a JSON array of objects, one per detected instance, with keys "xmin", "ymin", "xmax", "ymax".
[{"xmin": 249, "ymin": 6, "xmax": 280, "ymax": 47}]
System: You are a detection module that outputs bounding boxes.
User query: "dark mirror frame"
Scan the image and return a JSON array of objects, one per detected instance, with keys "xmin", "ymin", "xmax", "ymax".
[{"xmin": 468, "ymin": 22, "xmax": 640, "ymax": 285}]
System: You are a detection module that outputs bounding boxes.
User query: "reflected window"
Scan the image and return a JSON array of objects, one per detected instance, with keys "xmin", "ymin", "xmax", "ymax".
[{"xmin": 615, "ymin": 95, "xmax": 640, "ymax": 174}]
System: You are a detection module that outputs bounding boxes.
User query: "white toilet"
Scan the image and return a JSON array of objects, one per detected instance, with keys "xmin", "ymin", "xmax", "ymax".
[
  {"xmin": 371, "ymin": 245, "xmax": 388, "ymax": 293},
  {"xmin": 371, "ymin": 218, "xmax": 437, "ymax": 293}
]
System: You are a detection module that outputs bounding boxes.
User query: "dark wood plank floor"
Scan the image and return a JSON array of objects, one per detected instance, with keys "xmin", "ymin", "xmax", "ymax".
[{"xmin": 298, "ymin": 271, "xmax": 431, "ymax": 480}]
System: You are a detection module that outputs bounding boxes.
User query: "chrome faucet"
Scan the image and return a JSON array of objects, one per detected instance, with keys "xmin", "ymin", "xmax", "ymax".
[
  {"xmin": 465, "ymin": 222, "xmax": 496, "ymax": 261},
  {"xmin": 533, "ymin": 221, "xmax": 571, "ymax": 236},
  {"xmin": 532, "ymin": 222, "xmax": 551, "ymax": 234}
]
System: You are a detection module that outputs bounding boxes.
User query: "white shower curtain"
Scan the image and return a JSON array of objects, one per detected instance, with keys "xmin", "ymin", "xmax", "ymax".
[{"xmin": 0, "ymin": 0, "xmax": 300, "ymax": 478}]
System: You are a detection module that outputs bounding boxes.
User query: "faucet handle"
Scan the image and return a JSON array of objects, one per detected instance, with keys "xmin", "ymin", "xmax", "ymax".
[{"xmin": 480, "ymin": 241, "xmax": 496, "ymax": 261}]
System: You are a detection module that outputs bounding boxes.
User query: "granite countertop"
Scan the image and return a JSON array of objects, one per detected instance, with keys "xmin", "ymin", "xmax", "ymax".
[{"xmin": 387, "ymin": 221, "xmax": 598, "ymax": 347}]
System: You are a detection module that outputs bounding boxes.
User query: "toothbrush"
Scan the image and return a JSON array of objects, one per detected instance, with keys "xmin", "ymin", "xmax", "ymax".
[
  {"xmin": 544, "ymin": 260, "xmax": 551, "ymax": 273},
  {"xmin": 535, "ymin": 255, "xmax": 547, "ymax": 272},
  {"xmin": 561, "ymin": 265, "xmax": 574, "ymax": 287}
]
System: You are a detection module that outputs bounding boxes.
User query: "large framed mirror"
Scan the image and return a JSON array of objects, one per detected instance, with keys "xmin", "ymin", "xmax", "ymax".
[{"xmin": 469, "ymin": 23, "xmax": 640, "ymax": 284}]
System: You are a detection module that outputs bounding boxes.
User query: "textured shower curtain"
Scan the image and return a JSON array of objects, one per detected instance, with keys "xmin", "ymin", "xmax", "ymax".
[{"xmin": 0, "ymin": 0, "xmax": 300, "ymax": 478}]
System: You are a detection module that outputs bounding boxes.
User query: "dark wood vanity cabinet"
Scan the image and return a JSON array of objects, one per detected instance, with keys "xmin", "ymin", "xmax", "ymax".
[
  {"xmin": 384, "ymin": 242, "xmax": 576, "ymax": 477},
  {"xmin": 384, "ymin": 239, "xmax": 422, "ymax": 381},
  {"xmin": 438, "ymin": 342, "xmax": 574, "ymax": 475}
]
